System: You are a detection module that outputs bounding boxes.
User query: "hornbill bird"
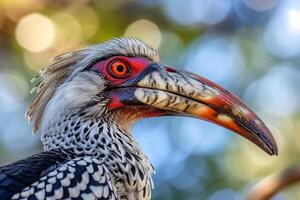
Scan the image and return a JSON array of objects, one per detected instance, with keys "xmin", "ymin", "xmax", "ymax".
[{"xmin": 0, "ymin": 37, "xmax": 278, "ymax": 200}]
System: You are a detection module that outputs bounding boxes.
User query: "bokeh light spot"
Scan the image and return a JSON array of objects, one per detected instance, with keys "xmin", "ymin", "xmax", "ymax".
[
  {"xmin": 124, "ymin": 19, "xmax": 161, "ymax": 49},
  {"xmin": 15, "ymin": 13, "xmax": 56, "ymax": 52},
  {"xmin": 23, "ymin": 51, "xmax": 55, "ymax": 71},
  {"xmin": 287, "ymin": 9, "xmax": 300, "ymax": 32},
  {"xmin": 264, "ymin": 1, "xmax": 300, "ymax": 58},
  {"xmin": 72, "ymin": 6, "xmax": 99, "ymax": 40},
  {"xmin": 245, "ymin": 65, "xmax": 300, "ymax": 117},
  {"xmin": 164, "ymin": 0, "xmax": 231, "ymax": 26},
  {"xmin": 244, "ymin": 0, "xmax": 278, "ymax": 11},
  {"xmin": 185, "ymin": 36, "xmax": 244, "ymax": 86},
  {"xmin": 52, "ymin": 12, "xmax": 83, "ymax": 49}
]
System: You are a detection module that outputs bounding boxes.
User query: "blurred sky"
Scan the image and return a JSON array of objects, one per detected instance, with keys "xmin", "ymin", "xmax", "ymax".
[{"xmin": 0, "ymin": 0, "xmax": 300, "ymax": 199}]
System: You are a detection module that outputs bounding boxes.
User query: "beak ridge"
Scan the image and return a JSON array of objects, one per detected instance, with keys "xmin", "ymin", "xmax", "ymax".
[{"xmin": 106, "ymin": 65, "xmax": 278, "ymax": 156}]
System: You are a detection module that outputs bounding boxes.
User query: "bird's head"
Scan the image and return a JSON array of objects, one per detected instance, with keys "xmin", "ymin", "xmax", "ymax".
[{"xmin": 27, "ymin": 37, "xmax": 278, "ymax": 156}]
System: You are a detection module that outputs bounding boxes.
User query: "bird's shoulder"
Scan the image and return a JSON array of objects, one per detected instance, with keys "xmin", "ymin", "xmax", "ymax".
[
  {"xmin": 0, "ymin": 150, "xmax": 118, "ymax": 200},
  {"xmin": 0, "ymin": 148, "xmax": 73, "ymax": 199},
  {"xmin": 11, "ymin": 156, "xmax": 118, "ymax": 200}
]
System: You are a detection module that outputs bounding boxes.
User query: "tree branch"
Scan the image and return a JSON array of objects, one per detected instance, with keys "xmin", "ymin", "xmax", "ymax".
[{"xmin": 247, "ymin": 165, "xmax": 300, "ymax": 200}]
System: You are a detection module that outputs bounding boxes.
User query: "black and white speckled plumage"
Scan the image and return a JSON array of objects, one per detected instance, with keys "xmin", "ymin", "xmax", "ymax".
[
  {"xmin": 11, "ymin": 156, "xmax": 117, "ymax": 200},
  {"xmin": 0, "ymin": 38, "xmax": 158, "ymax": 200},
  {"xmin": 0, "ymin": 149, "xmax": 74, "ymax": 199}
]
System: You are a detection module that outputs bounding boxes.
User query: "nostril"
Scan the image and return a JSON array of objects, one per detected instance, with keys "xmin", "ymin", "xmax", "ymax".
[{"xmin": 165, "ymin": 66, "xmax": 177, "ymax": 73}]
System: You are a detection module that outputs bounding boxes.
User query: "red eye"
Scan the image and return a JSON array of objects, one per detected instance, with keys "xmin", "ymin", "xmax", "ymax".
[{"xmin": 108, "ymin": 60, "xmax": 130, "ymax": 78}]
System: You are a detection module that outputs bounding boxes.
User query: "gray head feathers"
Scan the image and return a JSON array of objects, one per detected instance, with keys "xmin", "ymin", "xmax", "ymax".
[{"xmin": 26, "ymin": 37, "xmax": 160, "ymax": 132}]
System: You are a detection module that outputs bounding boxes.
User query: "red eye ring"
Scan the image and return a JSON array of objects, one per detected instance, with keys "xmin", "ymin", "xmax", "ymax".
[{"xmin": 108, "ymin": 60, "xmax": 131, "ymax": 78}]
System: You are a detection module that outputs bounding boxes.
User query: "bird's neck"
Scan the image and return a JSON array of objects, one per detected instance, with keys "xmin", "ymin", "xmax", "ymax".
[
  {"xmin": 41, "ymin": 111, "xmax": 151, "ymax": 164},
  {"xmin": 41, "ymin": 111, "xmax": 154, "ymax": 198}
]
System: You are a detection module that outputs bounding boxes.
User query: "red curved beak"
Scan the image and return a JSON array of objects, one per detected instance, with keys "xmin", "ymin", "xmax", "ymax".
[{"xmin": 104, "ymin": 64, "xmax": 278, "ymax": 156}]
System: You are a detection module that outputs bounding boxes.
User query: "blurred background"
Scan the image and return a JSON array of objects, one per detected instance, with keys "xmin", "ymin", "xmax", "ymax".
[{"xmin": 0, "ymin": 0, "xmax": 300, "ymax": 199}]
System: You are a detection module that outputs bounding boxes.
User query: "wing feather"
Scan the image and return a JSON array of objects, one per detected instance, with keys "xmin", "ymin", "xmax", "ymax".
[
  {"xmin": 11, "ymin": 157, "xmax": 118, "ymax": 200},
  {"xmin": 0, "ymin": 149, "xmax": 72, "ymax": 200}
]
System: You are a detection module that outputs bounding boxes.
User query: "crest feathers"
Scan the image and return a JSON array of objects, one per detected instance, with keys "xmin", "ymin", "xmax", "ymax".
[{"xmin": 26, "ymin": 51, "xmax": 86, "ymax": 132}]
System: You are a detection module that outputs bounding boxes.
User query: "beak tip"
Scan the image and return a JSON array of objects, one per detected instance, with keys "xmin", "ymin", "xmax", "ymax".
[
  {"xmin": 265, "ymin": 140, "xmax": 278, "ymax": 156},
  {"xmin": 271, "ymin": 145, "xmax": 279, "ymax": 156},
  {"xmin": 267, "ymin": 132, "xmax": 279, "ymax": 156}
]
